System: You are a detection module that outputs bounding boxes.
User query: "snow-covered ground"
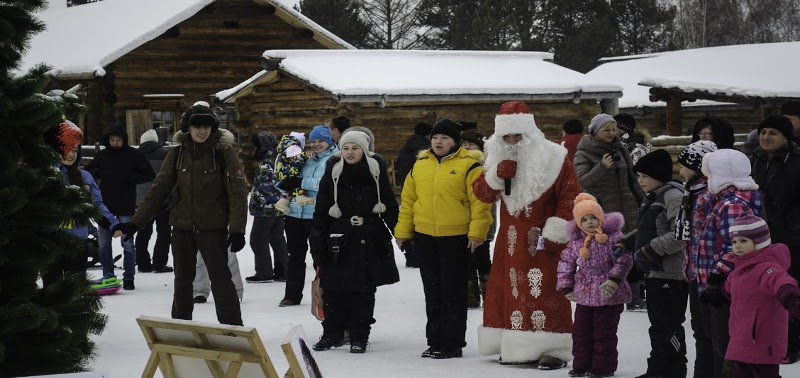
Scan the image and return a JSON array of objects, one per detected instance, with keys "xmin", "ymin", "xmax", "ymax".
[{"xmin": 89, "ymin": 214, "xmax": 800, "ymax": 377}]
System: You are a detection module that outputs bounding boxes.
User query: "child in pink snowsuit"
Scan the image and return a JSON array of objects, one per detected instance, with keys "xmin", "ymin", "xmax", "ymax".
[
  {"xmin": 557, "ymin": 193, "xmax": 633, "ymax": 377},
  {"xmin": 725, "ymin": 214, "xmax": 800, "ymax": 378}
]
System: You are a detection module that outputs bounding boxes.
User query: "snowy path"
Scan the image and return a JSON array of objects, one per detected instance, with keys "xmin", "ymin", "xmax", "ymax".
[{"xmin": 90, "ymin": 218, "xmax": 800, "ymax": 377}]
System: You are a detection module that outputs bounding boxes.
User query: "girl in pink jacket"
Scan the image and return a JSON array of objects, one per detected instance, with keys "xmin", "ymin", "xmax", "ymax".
[
  {"xmin": 725, "ymin": 214, "xmax": 800, "ymax": 377},
  {"xmin": 557, "ymin": 193, "xmax": 633, "ymax": 377}
]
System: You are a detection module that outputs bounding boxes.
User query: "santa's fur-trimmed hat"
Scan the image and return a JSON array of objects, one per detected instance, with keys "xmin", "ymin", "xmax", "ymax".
[{"xmin": 494, "ymin": 101, "xmax": 537, "ymax": 136}]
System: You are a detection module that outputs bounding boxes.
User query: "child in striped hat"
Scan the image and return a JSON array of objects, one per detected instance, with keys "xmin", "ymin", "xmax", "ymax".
[{"xmin": 725, "ymin": 214, "xmax": 800, "ymax": 377}]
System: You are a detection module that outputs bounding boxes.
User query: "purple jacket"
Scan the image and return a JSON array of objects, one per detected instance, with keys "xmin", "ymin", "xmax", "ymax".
[
  {"xmin": 725, "ymin": 243, "xmax": 798, "ymax": 364},
  {"xmin": 557, "ymin": 212, "xmax": 632, "ymax": 307}
]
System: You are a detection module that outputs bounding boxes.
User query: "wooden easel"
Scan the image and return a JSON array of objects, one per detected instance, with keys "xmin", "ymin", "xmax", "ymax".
[{"xmin": 136, "ymin": 316, "xmax": 280, "ymax": 378}]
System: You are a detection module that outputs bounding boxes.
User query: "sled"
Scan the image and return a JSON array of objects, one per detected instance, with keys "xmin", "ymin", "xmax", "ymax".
[{"xmin": 91, "ymin": 277, "xmax": 122, "ymax": 296}]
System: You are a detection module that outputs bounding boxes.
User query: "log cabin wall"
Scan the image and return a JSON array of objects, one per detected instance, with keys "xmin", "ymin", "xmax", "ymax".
[
  {"xmin": 57, "ymin": 0, "xmax": 335, "ymax": 144},
  {"xmin": 233, "ymin": 72, "xmax": 605, "ymax": 181}
]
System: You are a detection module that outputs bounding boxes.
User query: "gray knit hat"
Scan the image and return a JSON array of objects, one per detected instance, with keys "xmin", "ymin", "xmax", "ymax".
[
  {"xmin": 588, "ymin": 114, "xmax": 617, "ymax": 136},
  {"xmin": 328, "ymin": 131, "xmax": 386, "ymax": 218}
]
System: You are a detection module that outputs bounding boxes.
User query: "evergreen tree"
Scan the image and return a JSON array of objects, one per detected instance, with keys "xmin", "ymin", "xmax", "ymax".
[
  {"xmin": 547, "ymin": 0, "xmax": 617, "ymax": 72},
  {"xmin": 417, "ymin": 0, "xmax": 514, "ymax": 50},
  {"xmin": 0, "ymin": 0, "xmax": 107, "ymax": 375},
  {"xmin": 610, "ymin": 0, "xmax": 677, "ymax": 55},
  {"xmin": 296, "ymin": 0, "xmax": 373, "ymax": 48}
]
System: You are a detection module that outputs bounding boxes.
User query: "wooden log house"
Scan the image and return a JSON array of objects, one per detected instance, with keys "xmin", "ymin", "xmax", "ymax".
[
  {"xmin": 219, "ymin": 49, "xmax": 623, "ymax": 184},
  {"xmin": 21, "ymin": 0, "xmax": 353, "ymax": 144}
]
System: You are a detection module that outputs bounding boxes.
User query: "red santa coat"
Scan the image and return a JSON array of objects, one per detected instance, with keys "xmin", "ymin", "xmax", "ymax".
[{"xmin": 473, "ymin": 138, "xmax": 580, "ymax": 363}]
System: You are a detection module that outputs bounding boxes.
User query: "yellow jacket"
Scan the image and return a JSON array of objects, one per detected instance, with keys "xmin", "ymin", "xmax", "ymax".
[{"xmin": 395, "ymin": 148, "xmax": 492, "ymax": 240}]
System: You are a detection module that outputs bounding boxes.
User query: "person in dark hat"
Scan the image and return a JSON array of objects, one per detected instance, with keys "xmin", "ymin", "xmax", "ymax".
[
  {"xmin": 85, "ymin": 120, "xmax": 156, "ymax": 290},
  {"xmin": 395, "ymin": 122, "xmax": 432, "ymax": 189},
  {"xmin": 118, "ymin": 102, "xmax": 248, "ymax": 325},
  {"xmin": 781, "ymin": 100, "xmax": 800, "ymax": 144},
  {"xmin": 395, "ymin": 118, "xmax": 492, "ymax": 359},
  {"xmin": 614, "ymin": 113, "xmax": 652, "ymax": 165},
  {"xmin": 750, "ymin": 114, "xmax": 800, "ymax": 362},
  {"xmin": 326, "ymin": 115, "xmax": 351, "ymax": 144},
  {"xmin": 628, "ymin": 148, "xmax": 689, "ymax": 378},
  {"xmin": 555, "ymin": 118, "xmax": 584, "ymax": 163}
]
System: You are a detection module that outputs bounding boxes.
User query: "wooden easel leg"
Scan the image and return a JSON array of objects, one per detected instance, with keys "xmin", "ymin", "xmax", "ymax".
[
  {"xmin": 224, "ymin": 361, "xmax": 243, "ymax": 378},
  {"xmin": 141, "ymin": 351, "xmax": 161, "ymax": 378},
  {"xmin": 158, "ymin": 352, "xmax": 177, "ymax": 378}
]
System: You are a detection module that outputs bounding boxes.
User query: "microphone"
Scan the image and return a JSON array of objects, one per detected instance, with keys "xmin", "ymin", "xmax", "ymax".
[{"xmin": 504, "ymin": 179, "xmax": 511, "ymax": 195}]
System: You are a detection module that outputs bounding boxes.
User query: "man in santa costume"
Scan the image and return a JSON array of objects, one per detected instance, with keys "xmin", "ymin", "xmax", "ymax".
[{"xmin": 473, "ymin": 101, "xmax": 580, "ymax": 369}]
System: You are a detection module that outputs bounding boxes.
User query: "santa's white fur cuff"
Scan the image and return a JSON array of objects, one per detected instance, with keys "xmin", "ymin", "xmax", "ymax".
[{"xmin": 542, "ymin": 216, "xmax": 569, "ymax": 244}]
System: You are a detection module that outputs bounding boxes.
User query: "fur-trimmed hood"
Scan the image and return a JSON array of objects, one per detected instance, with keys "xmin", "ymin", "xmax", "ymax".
[{"xmin": 565, "ymin": 212, "xmax": 624, "ymax": 240}]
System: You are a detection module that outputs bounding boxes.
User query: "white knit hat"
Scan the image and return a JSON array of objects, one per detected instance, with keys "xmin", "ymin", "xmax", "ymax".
[
  {"xmin": 701, "ymin": 149, "xmax": 759, "ymax": 194},
  {"xmin": 139, "ymin": 129, "xmax": 159, "ymax": 144},
  {"xmin": 328, "ymin": 131, "xmax": 386, "ymax": 218}
]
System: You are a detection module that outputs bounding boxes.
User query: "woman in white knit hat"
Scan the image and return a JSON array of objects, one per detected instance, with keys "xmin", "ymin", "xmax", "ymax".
[{"xmin": 309, "ymin": 131, "xmax": 400, "ymax": 354}]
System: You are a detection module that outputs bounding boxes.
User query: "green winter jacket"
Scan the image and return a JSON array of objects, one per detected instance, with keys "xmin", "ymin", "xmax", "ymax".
[{"xmin": 132, "ymin": 129, "xmax": 248, "ymax": 234}]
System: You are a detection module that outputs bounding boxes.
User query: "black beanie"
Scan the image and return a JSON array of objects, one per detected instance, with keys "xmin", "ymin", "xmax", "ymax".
[
  {"xmin": 414, "ymin": 122, "xmax": 433, "ymax": 136},
  {"xmin": 331, "ymin": 115, "xmax": 351, "ymax": 133},
  {"xmin": 634, "ymin": 149, "xmax": 673, "ymax": 184},
  {"xmin": 562, "ymin": 119, "xmax": 583, "ymax": 135},
  {"xmin": 613, "ymin": 113, "xmax": 636, "ymax": 135},
  {"xmin": 431, "ymin": 118, "xmax": 462, "ymax": 145},
  {"xmin": 758, "ymin": 114, "xmax": 794, "ymax": 141},
  {"xmin": 460, "ymin": 129, "xmax": 485, "ymax": 151}
]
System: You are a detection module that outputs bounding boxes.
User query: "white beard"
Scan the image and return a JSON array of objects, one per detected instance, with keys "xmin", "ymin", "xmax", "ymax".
[{"xmin": 484, "ymin": 133, "xmax": 568, "ymax": 217}]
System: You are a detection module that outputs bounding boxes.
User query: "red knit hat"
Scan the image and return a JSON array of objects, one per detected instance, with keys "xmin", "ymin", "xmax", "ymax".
[
  {"xmin": 494, "ymin": 101, "xmax": 537, "ymax": 136},
  {"xmin": 44, "ymin": 120, "xmax": 83, "ymax": 159}
]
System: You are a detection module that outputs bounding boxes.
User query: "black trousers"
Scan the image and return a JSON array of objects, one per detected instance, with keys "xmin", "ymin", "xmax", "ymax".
[
  {"xmin": 690, "ymin": 280, "xmax": 715, "ymax": 378},
  {"xmin": 699, "ymin": 294, "xmax": 732, "ymax": 378},
  {"xmin": 645, "ymin": 278, "xmax": 688, "ymax": 378},
  {"xmin": 249, "ymin": 216, "xmax": 288, "ymax": 279},
  {"xmin": 730, "ymin": 361, "xmax": 781, "ymax": 378},
  {"xmin": 415, "ymin": 232, "xmax": 469, "ymax": 349},
  {"xmin": 321, "ymin": 287, "xmax": 377, "ymax": 342},
  {"xmin": 171, "ymin": 228, "xmax": 242, "ymax": 326},
  {"xmin": 469, "ymin": 241, "xmax": 491, "ymax": 280},
  {"xmin": 135, "ymin": 209, "xmax": 171, "ymax": 269},
  {"xmin": 283, "ymin": 216, "xmax": 315, "ymax": 302}
]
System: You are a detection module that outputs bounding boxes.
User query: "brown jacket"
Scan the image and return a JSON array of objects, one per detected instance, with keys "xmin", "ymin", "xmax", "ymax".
[{"xmin": 132, "ymin": 129, "xmax": 248, "ymax": 234}]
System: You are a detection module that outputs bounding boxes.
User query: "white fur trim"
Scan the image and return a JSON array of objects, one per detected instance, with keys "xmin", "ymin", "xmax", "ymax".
[
  {"xmin": 484, "ymin": 135, "xmax": 567, "ymax": 216},
  {"xmin": 495, "ymin": 113, "xmax": 536, "ymax": 136},
  {"xmin": 479, "ymin": 326, "xmax": 572, "ymax": 363},
  {"xmin": 478, "ymin": 325, "xmax": 503, "ymax": 355},
  {"xmin": 542, "ymin": 217, "xmax": 570, "ymax": 244},
  {"xmin": 485, "ymin": 163, "xmax": 505, "ymax": 190}
]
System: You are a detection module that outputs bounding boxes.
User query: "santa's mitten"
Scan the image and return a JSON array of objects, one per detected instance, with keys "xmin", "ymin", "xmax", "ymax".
[
  {"xmin": 295, "ymin": 195, "xmax": 315, "ymax": 206},
  {"xmin": 275, "ymin": 197, "xmax": 291, "ymax": 214},
  {"xmin": 496, "ymin": 160, "xmax": 517, "ymax": 179}
]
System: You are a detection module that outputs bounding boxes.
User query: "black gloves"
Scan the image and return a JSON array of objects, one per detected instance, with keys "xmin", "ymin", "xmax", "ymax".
[
  {"xmin": 777, "ymin": 284, "xmax": 800, "ymax": 321},
  {"xmin": 227, "ymin": 233, "xmax": 246, "ymax": 253},
  {"xmin": 634, "ymin": 245, "xmax": 662, "ymax": 272},
  {"xmin": 699, "ymin": 273, "xmax": 728, "ymax": 307},
  {"xmin": 277, "ymin": 177, "xmax": 302, "ymax": 193},
  {"xmin": 114, "ymin": 223, "xmax": 141, "ymax": 242}
]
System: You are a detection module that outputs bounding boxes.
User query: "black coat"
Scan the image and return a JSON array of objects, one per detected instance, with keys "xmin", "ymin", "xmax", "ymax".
[
  {"xmin": 86, "ymin": 124, "xmax": 155, "ymax": 216},
  {"xmin": 311, "ymin": 154, "xmax": 400, "ymax": 292},
  {"xmin": 751, "ymin": 142, "xmax": 800, "ymax": 248},
  {"xmin": 395, "ymin": 135, "xmax": 430, "ymax": 185}
]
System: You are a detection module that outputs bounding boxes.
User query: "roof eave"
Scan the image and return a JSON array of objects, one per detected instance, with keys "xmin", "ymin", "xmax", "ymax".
[{"xmin": 336, "ymin": 91, "xmax": 622, "ymax": 104}]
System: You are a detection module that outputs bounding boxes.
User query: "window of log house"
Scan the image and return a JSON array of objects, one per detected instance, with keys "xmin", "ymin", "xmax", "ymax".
[{"xmin": 151, "ymin": 110, "xmax": 175, "ymax": 135}]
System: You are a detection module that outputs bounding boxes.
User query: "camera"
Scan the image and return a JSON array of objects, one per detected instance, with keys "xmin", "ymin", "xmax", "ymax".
[{"xmin": 610, "ymin": 147, "xmax": 621, "ymax": 161}]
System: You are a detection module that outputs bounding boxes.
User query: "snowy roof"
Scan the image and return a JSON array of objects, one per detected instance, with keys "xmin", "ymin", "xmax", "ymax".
[
  {"xmin": 587, "ymin": 42, "xmax": 800, "ymax": 109},
  {"xmin": 20, "ymin": 0, "xmax": 354, "ymax": 79},
  {"xmin": 219, "ymin": 49, "xmax": 622, "ymax": 102}
]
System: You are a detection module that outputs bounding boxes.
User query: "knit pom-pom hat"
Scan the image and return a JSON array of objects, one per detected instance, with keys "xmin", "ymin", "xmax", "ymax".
[
  {"xmin": 573, "ymin": 193, "xmax": 608, "ymax": 259},
  {"xmin": 327, "ymin": 131, "xmax": 386, "ymax": 218}
]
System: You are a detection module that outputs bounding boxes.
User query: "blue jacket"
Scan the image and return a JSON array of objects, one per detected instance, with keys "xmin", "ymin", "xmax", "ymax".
[
  {"xmin": 58, "ymin": 163, "xmax": 120, "ymax": 238},
  {"xmin": 287, "ymin": 146, "xmax": 338, "ymax": 219}
]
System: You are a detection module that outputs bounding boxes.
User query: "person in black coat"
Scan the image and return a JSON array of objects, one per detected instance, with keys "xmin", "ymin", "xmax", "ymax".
[
  {"xmin": 395, "ymin": 122, "xmax": 432, "ymax": 186},
  {"xmin": 310, "ymin": 130, "xmax": 399, "ymax": 354},
  {"xmin": 691, "ymin": 117, "xmax": 735, "ymax": 150},
  {"xmin": 750, "ymin": 114, "xmax": 800, "ymax": 363},
  {"xmin": 86, "ymin": 122, "xmax": 155, "ymax": 289},
  {"xmin": 134, "ymin": 129, "xmax": 172, "ymax": 273}
]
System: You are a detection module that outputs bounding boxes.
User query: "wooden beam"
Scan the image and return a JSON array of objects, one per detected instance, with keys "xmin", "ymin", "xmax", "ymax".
[{"xmin": 666, "ymin": 95, "xmax": 683, "ymax": 136}]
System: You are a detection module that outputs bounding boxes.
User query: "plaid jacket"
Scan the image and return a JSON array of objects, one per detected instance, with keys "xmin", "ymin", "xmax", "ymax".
[
  {"xmin": 696, "ymin": 186, "xmax": 763, "ymax": 292},
  {"xmin": 680, "ymin": 177, "xmax": 709, "ymax": 282}
]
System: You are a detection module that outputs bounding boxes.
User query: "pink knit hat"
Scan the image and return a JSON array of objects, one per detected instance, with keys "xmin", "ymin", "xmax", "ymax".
[{"xmin": 729, "ymin": 214, "xmax": 771, "ymax": 250}]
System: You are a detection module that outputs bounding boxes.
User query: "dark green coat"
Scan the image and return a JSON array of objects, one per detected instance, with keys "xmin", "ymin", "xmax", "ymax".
[{"xmin": 132, "ymin": 129, "xmax": 248, "ymax": 234}]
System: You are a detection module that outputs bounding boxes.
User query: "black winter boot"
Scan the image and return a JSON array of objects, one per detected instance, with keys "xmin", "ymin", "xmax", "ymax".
[{"xmin": 312, "ymin": 335, "xmax": 344, "ymax": 351}]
